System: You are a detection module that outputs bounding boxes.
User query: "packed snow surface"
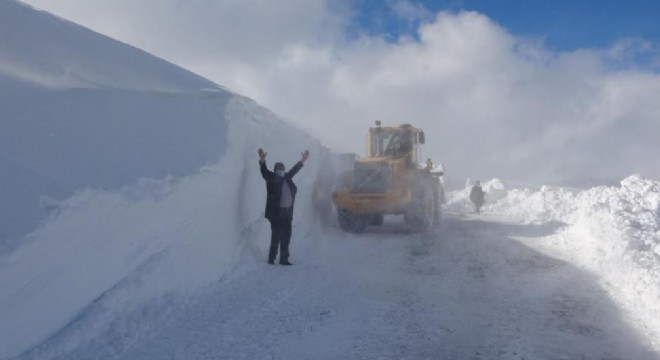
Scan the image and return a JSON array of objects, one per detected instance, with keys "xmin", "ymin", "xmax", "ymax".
[{"xmin": 9, "ymin": 213, "xmax": 660, "ymax": 360}]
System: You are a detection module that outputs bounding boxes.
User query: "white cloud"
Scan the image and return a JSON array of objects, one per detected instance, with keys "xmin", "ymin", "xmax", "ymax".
[
  {"xmin": 389, "ymin": 0, "xmax": 433, "ymax": 23},
  {"xmin": 22, "ymin": 0, "xmax": 660, "ymax": 185}
]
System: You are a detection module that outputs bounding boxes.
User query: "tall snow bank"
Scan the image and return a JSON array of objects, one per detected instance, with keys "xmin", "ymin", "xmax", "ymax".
[
  {"xmin": 0, "ymin": 0, "xmax": 233, "ymax": 243},
  {"xmin": 0, "ymin": 2, "xmax": 343, "ymax": 357},
  {"xmin": 0, "ymin": 97, "xmax": 341, "ymax": 358},
  {"xmin": 478, "ymin": 175, "xmax": 660, "ymax": 341},
  {"xmin": 486, "ymin": 175, "xmax": 660, "ymax": 257}
]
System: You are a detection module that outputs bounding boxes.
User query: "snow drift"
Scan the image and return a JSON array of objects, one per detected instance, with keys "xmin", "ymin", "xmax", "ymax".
[
  {"xmin": 448, "ymin": 175, "xmax": 660, "ymax": 344},
  {"xmin": 0, "ymin": 1, "xmax": 341, "ymax": 358}
]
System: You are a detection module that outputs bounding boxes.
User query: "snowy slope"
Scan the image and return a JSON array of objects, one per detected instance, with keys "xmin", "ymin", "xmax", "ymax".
[
  {"xmin": 0, "ymin": 0, "xmax": 231, "ymax": 242},
  {"xmin": 0, "ymin": 1, "xmax": 341, "ymax": 357},
  {"xmin": 0, "ymin": 1, "xmax": 216, "ymax": 92}
]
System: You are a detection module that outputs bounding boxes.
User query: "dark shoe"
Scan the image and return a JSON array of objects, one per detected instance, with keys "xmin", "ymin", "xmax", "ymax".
[
  {"xmin": 268, "ymin": 259, "xmax": 274, "ymax": 265},
  {"xmin": 279, "ymin": 260, "xmax": 293, "ymax": 266}
]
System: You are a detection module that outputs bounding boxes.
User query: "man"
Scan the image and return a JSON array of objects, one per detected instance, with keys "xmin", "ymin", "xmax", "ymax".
[
  {"xmin": 258, "ymin": 148, "xmax": 309, "ymax": 265},
  {"xmin": 470, "ymin": 180, "xmax": 486, "ymax": 214}
]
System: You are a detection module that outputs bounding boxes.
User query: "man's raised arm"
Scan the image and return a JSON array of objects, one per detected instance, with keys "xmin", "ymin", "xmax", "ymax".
[
  {"xmin": 287, "ymin": 150, "xmax": 309, "ymax": 179},
  {"xmin": 258, "ymin": 148, "xmax": 272, "ymax": 180}
]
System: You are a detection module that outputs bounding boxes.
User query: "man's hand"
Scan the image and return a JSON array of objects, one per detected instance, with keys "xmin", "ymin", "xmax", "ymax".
[
  {"xmin": 258, "ymin": 148, "xmax": 267, "ymax": 163},
  {"xmin": 301, "ymin": 149, "xmax": 310, "ymax": 163}
]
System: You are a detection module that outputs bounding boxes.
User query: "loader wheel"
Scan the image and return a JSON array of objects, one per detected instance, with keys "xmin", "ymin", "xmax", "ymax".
[
  {"xmin": 337, "ymin": 208, "xmax": 367, "ymax": 233},
  {"xmin": 433, "ymin": 202, "xmax": 442, "ymax": 227},
  {"xmin": 368, "ymin": 214, "xmax": 384, "ymax": 226},
  {"xmin": 404, "ymin": 182, "xmax": 434, "ymax": 232},
  {"xmin": 433, "ymin": 181, "xmax": 442, "ymax": 226}
]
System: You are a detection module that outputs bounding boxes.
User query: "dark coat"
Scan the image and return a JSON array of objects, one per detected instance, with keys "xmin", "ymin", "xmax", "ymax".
[
  {"xmin": 470, "ymin": 185, "xmax": 485, "ymax": 206},
  {"xmin": 260, "ymin": 160, "xmax": 304, "ymax": 220}
]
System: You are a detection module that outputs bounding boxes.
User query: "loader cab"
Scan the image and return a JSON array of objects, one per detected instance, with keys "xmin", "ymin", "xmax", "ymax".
[{"xmin": 368, "ymin": 122, "xmax": 424, "ymax": 167}]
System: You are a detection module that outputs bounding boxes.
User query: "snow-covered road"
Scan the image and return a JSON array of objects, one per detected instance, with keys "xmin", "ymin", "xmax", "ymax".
[{"xmin": 21, "ymin": 214, "xmax": 658, "ymax": 360}]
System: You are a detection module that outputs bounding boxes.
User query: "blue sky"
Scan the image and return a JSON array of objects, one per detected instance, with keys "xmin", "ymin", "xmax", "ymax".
[{"xmin": 353, "ymin": 0, "xmax": 660, "ymax": 51}]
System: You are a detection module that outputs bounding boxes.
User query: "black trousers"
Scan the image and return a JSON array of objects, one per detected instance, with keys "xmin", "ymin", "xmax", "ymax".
[{"xmin": 268, "ymin": 208, "xmax": 292, "ymax": 262}]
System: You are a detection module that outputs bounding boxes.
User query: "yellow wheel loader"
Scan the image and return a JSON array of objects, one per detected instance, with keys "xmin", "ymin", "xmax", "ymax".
[{"xmin": 332, "ymin": 121, "xmax": 445, "ymax": 233}]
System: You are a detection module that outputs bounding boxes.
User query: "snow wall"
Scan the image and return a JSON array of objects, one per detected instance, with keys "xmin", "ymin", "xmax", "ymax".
[
  {"xmin": 447, "ymin": 176, "xmax": 660, "ymax": 342},
  {"xmin": 0, "ymin": 2, "xmax": 346, "ymax": 357},
  {"xmin": 0, "ymin": 0, "xmax": 228, "ymax": 243},
  {"xmin": 0, "ymin": 95, "xmax": 343, "ymax": 358}
]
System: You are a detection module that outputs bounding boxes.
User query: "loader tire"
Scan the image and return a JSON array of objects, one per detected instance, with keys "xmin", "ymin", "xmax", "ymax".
[
  {"xmin": 368, "ymin": 214, "xmax": 384, "ymax": 226},
  {"xmin": 404, "ymin": 180, "xmax": 435, "ymax": 232},
  {"xmin": 337, "ymin": 208, "xmax": 367, "ymax": 233},
  {"xmin": 433, "ymin": 179, "xmax": 442, "ymax": 226}
]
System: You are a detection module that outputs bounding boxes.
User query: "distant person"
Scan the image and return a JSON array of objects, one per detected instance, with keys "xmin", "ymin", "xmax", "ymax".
[
  {"xmin": 470, "ymin": 180, "xmax": 485, "ymax": 214},
  {"xmin": 258, "ymin": 148, "xmax": 309, "ymax": 265}
]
